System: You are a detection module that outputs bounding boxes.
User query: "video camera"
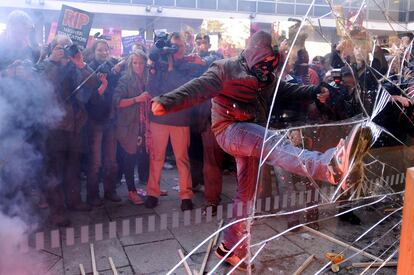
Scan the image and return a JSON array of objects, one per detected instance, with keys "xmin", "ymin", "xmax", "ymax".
[{"xmin": 149, "ymin": 31, "xmax": 179, "ymax": 62}]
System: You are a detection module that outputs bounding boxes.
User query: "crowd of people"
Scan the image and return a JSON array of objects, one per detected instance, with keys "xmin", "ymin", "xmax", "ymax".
[{"xmin": 1, "ymin": 9, "xmax": 414, "ymax": 271}]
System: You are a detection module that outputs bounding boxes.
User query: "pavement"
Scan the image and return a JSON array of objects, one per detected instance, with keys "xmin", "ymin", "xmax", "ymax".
[{"xmin": 22, "ymin": 160, "xmax": 404, "ymax": 275}]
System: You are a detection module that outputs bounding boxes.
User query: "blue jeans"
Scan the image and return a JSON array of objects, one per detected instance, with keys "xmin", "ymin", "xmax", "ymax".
[{"xmin": 215, "ymin": 122, "xmax": 335, "ymax": 257}]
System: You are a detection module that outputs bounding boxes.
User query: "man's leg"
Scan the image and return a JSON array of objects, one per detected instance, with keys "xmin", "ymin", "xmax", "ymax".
[
  {"xmin": 146, "ymin": 122, "xmax": 170, "ymax": 199},
  {"xmin": 102, "ymin": 124, "xmax": 120, "ymax": 201},
  {"xmin": 169, "ymin": 125, "xmax": 193, "ymax": 201},
  {"xmin": 189, "ymin": 130, "xmax": 204, "ymax": 188},
  {"xmin": 218, "ymin": 156, "xmax": 258, "ymax": 270},
  {"xmin": 45, "ymin": 146, "xmax": 70, "ymax": 226},
  {"xmin": 216, "ymin": 122, "xmax": 336, "ymax": 183},
  {"xmin": 66, "ymin": 132, "xmax": 91, "ymax": 211},
  {"xmin": 137, "ymin": 148, "xmax": 149, "ymax": 183},
  {"xmin": 202, "ymin": 125, "xmax": 225, "ymax": 206},
  {"xmin": 118, "ymin": 144, "xmax": 137, "ymax": 192},
  {"xmin": 87, "ymin": 123, "xmax": 103, "ymax": 202}
]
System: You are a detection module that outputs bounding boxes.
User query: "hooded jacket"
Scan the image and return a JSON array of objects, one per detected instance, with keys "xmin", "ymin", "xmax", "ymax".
[{"xmin": 155, "ymin": 31, "xmax": 320, "ymax": 135}]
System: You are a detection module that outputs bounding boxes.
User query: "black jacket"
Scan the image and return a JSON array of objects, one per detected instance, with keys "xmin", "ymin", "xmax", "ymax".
[{"xmin": 86, "ymin": 58, "xmax": 121, "ymax": 124}]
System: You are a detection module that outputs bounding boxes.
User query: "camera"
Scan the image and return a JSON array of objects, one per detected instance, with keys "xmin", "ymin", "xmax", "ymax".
[
  {"xmin": 96, "ymin": 61, "xmax": 113, "ymax": 74},
  {"xmin": 321, "ymin": 69, "xmax": 350, "ymax": 109},
  {"xmin": 331, "ymin": 68, "xmax": 342, "ymax": 85},
  {"xmin": 154, "ymin": 31, "xmax": 178, "ymax": 54},
  {"xmin": 149, "ymin": 31, "xmax": 179, "ymax": 62},
  {"xmin": 63, "ymin": 44, "xmax": 80, "ymax": 58}
]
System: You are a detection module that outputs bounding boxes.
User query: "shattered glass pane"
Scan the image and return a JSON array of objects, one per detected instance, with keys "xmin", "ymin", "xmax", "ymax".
[{"xmin": 169, "ymin": 1, "xmax": 412, "ymax": 274}]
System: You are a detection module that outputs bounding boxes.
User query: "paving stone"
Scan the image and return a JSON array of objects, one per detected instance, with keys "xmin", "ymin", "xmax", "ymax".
[
  {"xmin": 62, "ymin": 238, "xmax": 129, "ymax": 275},
  {"xmin": 177, "ymin": 252, "xmax": 230, "ymax": 275},
  {"xmin": 170, "ymin": 222, "xmax": 221, "ymax": 253},
  {"xmin": 264, "ymin": 214, "xmax": 299, "ymax": 234},
  {"xmin": 48, "ymin": 258, "xmax": 64, "ymax": 275},
  {"xmin": 119, "ymin": 227, "xmax": 174, "ymax": 246},
  {"xmin": 38, "ymin": 238, "xmax": 63, "ymax": 257},
  {"xmin": 149, "ymin": 265, "xmax": 199, "ymax": 275},
  {"xmin": 255, "ymin": 252, "xmax": 323, "ymax": 275},
  {"xmin": 193, "ymin": 248, "xmax": 260, "ymax": 275},
  {"xmin": 98, "ymin": 266, "xmax": 134, "ymax": 275},
  {"xmin": 250, "ymin": 223, "xmax": 282, "ymax": 246},
  {"xmin": 124, "ymin": 239, "xmax": 194, "ymax": 274},
  {"xmin": 105, "ymin": 202, "xmax": 155, "ymax": 220},
  {"xmin": 21, "ymin": 166, "xmax": 402, "ymax": 275},
  {"xmin": 35, "ymin": 249, "xmax": 62, "ymax": 274},
  {"xmin": 7, "ymin": 248, "xmax": 61, "ymax": 275},
  {"xmin": 65, "ymin": 207, "xmax": 109, "ymax": 228},
  {"xmin": 252, "ymin": 234, "xmax": 305, "ymax": 262}
]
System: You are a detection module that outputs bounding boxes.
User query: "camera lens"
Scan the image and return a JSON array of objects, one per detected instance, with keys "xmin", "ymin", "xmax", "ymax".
[{"xmin": 64, "ymin": 44, "xmax": 80, "ymax": 57}]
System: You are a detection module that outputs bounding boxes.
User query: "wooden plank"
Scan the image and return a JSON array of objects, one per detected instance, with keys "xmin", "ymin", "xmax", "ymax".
[
  {"xmin": 397, "ymin": 167, "xmax": 414, "ymax": 274},
  {"xmin": 178, "ymin": 249, "xmax": 193, "ymax": 275},
  {"xmin": 108, "ymin": 257, "xmax": 119, "ymax": 275},
  {"xmin": 90, "ymin": 243, "xmax": 99, "ymax": 275},
  {"xmin": 303, "ymin": 226, "xmax": 383, "ymax": 262},
  {"xmin": 292, "ymin": 254, "xmax": 315, "ymax": 275},
  {"xmin": 352, "ymin": 261, "xmax": 397, "ymax": 268},
  {"xmin": 199, "ymin": 219, "xmax": 223, "ymax": 275},
  {"xmin": 79, "ymin": 264, "xmax": 86, "ymax": 275}
]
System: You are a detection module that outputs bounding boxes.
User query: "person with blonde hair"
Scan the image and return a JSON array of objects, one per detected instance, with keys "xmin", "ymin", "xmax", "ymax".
[{"xmin": 113, "ymin": 50, "xmax": 152, "ymax": 204}]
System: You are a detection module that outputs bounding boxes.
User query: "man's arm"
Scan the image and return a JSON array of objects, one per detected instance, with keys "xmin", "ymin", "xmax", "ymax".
[
  {"xmin": 277, "ymin": 80, "xmax": 318, "ymax": 100},
  {"xmin": 153, "ymin": 62, "xmax": 223, "ymax": 114}
]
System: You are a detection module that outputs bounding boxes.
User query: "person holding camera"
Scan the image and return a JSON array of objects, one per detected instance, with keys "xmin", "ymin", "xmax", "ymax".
[
  {"xmin": 0, "ymin": 10, "xmax": 40, "ymax": 74},
  {"xmin": 145, "ymin": 32, "xmax": 205, "ymax": 211},
  {"xmin": 85, "ymin": 39, "xmax": 123, "ymax": 206},
  {"xmin": 40, "ymin": 35, "xmax": 102, "ymax": 225},
  {"xmin": 113, "ymin": 50, "xmax": 152, "ymax": 205}
]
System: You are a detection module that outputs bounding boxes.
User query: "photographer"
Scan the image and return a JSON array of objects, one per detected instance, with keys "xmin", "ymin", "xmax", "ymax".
[
  {"xmin": 0, "ymin": 10, "xmax": 40, "ymax": 75},
  {"xmin": 40, "ymin": 35, "xmax": 101, "ymax": 225},
  {"xmin": 85, "ymin": 40, "xmax": 123, "ymax": 206},
  {"xmin": 317, "ymin": 66, "xmax": 363, "ymax": 121},
  {"xmin": 145, "ymin": 32, "xmax": 205, "ymax": 211},
  {"xmin": 373, "ymin": 68, "xmax": 414, "ymax": 147}
]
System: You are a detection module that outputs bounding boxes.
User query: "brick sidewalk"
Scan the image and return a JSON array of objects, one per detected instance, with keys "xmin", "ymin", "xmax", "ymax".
[{"xmin": 29, "ymin": 167, "xmax": 399, "ymax": 275}]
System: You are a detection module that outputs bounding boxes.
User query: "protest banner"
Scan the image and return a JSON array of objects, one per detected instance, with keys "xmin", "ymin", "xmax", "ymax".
[
  {"xmin": 121, "ymin": 35, "xmax": 145, "ymax": 55},
  {"xmin": 103, "ymin": 28, "xmax": 122, "ymax": 57},
  {"xmin": 56, "ymin": 5, "xmax": 94, "ymax": 50}
]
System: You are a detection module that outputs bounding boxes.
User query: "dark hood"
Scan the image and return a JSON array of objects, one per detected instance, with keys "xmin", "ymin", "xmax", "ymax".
[{"xmin": 242, "ymin": 31, "xmax": 274, "ymax": 70}]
